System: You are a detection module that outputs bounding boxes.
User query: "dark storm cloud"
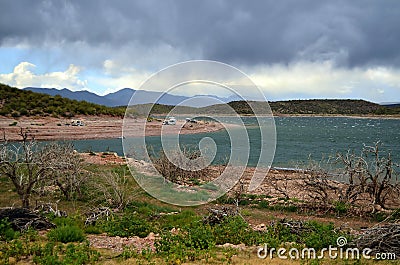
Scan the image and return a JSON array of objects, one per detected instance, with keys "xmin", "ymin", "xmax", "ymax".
[{"xmin": 1, "ymin": 0, "xmax": 400, "ymax": 67}]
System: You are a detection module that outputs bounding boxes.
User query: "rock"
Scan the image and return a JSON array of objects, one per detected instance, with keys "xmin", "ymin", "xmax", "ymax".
[
  {"xmin": 170, "ymin": 228, "xmax": 180, "ymax": 235},
  {"xmin": 147, "ymin": 232, "xmax": 156, "ymax": 240},
  {"xmin": 203, "ymin": 206, "xmax": 239, "ymax": 225},
  {"xmin": 219, "ymin": 243, "xmax": 246, "ymax": 251},
  {"xmin": 8, "ymin": 257, "xmax": 17, "ymax": 265},
  {"xmin": 254, "ymin": 223, "xmax": 267, "ymax": 231}
]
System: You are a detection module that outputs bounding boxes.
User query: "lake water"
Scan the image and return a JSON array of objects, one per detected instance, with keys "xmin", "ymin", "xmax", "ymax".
[{"xmin": 69, "ymin": 117, "xmax": 400, "ymax": 168}]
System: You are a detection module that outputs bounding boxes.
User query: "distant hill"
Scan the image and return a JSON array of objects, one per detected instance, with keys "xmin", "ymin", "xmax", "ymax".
[
  {"xmin": 227, "ymin": 99, "xmax": 400, "ymax": 115},
  {"xmin": 141, "ymin": 99, "xmax": 400, "ymax": 116},
  {"xmin": 270, "ymin": 99, "xmax": 382, "ymax": 115},
  {"xmin": 1, "ymin": 83, "xmax": 125, "ymax": 117},
  {"xmin": 381, "ymin": 102, "xmax": 400, "ymax": 108},
  {"xmin": 4, "ymin": 83, "xmax": 400, "ymax": 117}
]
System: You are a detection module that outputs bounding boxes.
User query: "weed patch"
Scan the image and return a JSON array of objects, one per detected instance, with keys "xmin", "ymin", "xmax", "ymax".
[{"xmin": 48, "ymin": 225, "xmax": 85, "ymax": 243}]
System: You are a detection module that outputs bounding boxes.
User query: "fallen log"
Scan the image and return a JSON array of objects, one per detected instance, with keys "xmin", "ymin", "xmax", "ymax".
[
  {"xmin": 0, "ymin": 208, "xmax": 56, "ymax": 231},
  {"xmin": 352, "ymin": 223, "xmax": 400, "ymax": 258}
]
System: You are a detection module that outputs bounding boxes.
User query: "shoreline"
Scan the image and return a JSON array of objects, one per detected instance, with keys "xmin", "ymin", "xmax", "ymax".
[
  {"xmin": 158, "ymin": 113, "xmax": 400, "ymax": 119},
  {"xmin": 1, "ymin": 113, "xmax": 399, "ymax": 141},
  {"xmin": 273, "ymin": 113, "xmax": 400, "ymax": 119},
  {"xmin": 0, "ymin": 116, "xmax": 228, "ymax": 141}
]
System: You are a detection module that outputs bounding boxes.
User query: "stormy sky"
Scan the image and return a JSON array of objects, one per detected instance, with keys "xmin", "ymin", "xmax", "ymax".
[{"xmin": 1, "ymin": 0, "xmax": 400, "ymax": 102}]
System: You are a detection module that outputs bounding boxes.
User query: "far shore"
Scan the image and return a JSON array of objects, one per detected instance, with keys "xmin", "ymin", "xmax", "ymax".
[
  {"xmin": 1, "ymin": 113, "xmax": 399, "ymax": 141},
  {"xmin": 273, "ymin": 113, "xmax": 400, "ymax": 119},
  {"xmin": 0, "ymin": 116, "xmax": 229, "ymax": 141},
  {"xmin": 155, "ymin": 112, "xmax": 400, "ymax": 119}
]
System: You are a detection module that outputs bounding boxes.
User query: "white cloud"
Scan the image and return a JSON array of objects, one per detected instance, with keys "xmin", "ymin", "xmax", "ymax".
[
  {"xmin": 81, "ymin": 60, "xmax": 400, "ymax": 101},
  {"xmin": 245, "ymin": 61, "xmax": 400, "ymax": 101},
  {"xmin": 2, "ymin": 60, "xmax": 400, "ymax": 103},
  {"xmin": 0, "ymin": 62, "xmax": 88, "ymax": 91},
  {"xmin": 92, "ymin": 59, "xmax": 152, "ymax": 95}
]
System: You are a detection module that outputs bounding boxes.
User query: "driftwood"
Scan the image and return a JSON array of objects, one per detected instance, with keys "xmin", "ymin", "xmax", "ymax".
[
  {"xmin": 34, "ymin": 202, "xmax": 67, "ymax": 217},
  {"xmin": 270, "ymin": 219, "xmax": 314, "ymax": 235},
  {"xmin": 0, "ymin": 208, "xmax": 55, "ymax": 231},
  {"xmin": 352, "ymin": 223, "xmax": 400, "ymax": 258},
  {"xmin": 203, "ymin": 206, "xmax": 238, "ymax": 225},
  {"xmin": 84, "ymin": 207, "xmax": 112, "ymax": 226}
]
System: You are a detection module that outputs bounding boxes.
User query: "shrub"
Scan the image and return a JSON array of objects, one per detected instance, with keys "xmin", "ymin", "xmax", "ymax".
[
  {"xmin": 84, "ymin": 225, "xmax": 103, "ymax": 235},
  {"xmin": 158, "ymin": 210, "xmax": 199, "ymax": 230},
  {"xmin": 47, "ymin": 225, "xmax": 85, "ymax": 243},
  {"xmin": 120, "ymin": 246, "xmax": 139, "ymax": 260},
  {"xmin": 302, "ymin": 221, "xmax": 342, "ymax": 249},
  {"xmin": 213, "ymin": 217, "xmax": 253, "ymax": 245},
  {"xmin": 102, "ymin": 214, "xmax": 151, "ymax": 238},
  {"xmin": 258, "ymin": 200, "xmax": 270, "ymax": 209},
  {"xmin": 0, "ymin": 218, "xmax": 19, "ymax": 241},
  {"xmin": 334, "ymin": 201, "xmax": 349, "ymax": 215},
  {"xmin": 32, "ymin": 241, "xmax": 100, "ymax": 265},
  {"xmin": 157, "ymin": 223, "xmax": 212, "ymax": 251}
]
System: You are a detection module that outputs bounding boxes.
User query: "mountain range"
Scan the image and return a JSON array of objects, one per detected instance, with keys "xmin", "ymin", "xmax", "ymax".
[
  {"xmin": 22, "ymin": 87, "xmax": 400, "ymax": 112},
  {"xmin": 23, "ymin": 87, "xmax": 239, "ymax": 107},
  {"xmin": 0, "ymin": 84, "xmax": 397, "ymax": 117}
]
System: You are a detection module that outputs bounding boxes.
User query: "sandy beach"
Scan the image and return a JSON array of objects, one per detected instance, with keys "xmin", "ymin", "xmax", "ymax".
[{"xmin": 0, "ymin": 116, "xmax": 227, "ymax": 141}]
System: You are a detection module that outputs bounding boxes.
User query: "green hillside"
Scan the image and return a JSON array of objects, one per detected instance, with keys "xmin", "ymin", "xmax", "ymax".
[
  {"xmin": 270, "ymin": 99, "xmax": 389, "ymax": 115},
  {"xmin": 0, "ymin": 83, "xmax": 125, "ymax": 117},
  {"xmin": 227, "ymin": 99, "xmax": 400, "ymax": 115},
  {"xmin": 143, "ymin": 99, "xmax": 400, "ymax": 116}
]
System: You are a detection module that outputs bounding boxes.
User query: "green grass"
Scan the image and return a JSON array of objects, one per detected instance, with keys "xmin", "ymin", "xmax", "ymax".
[{"xmin": 47, "ymin": 225, "xmax": 85, "ymax": 243}]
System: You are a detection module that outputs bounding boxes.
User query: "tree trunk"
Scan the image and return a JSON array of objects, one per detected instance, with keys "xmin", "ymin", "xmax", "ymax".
[{"xmin": 21, "ymin": 194, "xmax": 30, "ymax": 209}]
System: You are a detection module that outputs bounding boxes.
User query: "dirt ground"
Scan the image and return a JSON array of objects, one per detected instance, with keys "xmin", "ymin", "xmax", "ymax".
[{"xmin": 0, "ymin": 116, "xmax": 226, "ymax": 141}]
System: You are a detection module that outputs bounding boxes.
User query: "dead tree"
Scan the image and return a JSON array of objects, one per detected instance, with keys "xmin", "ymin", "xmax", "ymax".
[
  {"xmin": 95, "ymin": 170, "xmax": 137, "ymax": 209},
  {"xmin": 49, "ymin": 144, "xmax": 86, "ymax": 201},
  {"xmin": 0, "ymin": 129, "xmax": 82, "ymax": 208},
  {"xmin": 151, "ymin": 147, "xmax": 212, "ymax": 186},
  {"xmin": 336, "ymin": 142, "xmax": 399, "ymax": 209},
  {"xmin": 362, "ymin": 142, "xmax": 399, "ymax": 209},
  {"xmin": 335, "ymin": 150, "xmax": 369, "ymax": 204},
  {"xmin": 269, "ymin": 174, "xmax": 292, "ymax": 200},
  {"xmin": 298, "ymin": 159, "xmax": 340, "ymax": 206}
]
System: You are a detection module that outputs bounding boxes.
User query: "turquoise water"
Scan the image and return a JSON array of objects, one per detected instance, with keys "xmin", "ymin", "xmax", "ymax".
[{"xmin": 69, "ymin": 117, "xmax": 400, "ymax": 168}]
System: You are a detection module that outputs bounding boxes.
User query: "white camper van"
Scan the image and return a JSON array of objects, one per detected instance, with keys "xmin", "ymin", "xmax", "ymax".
[
  {"xmin": 168, "ymin": 117, "xmax": 176, "ymax": 125},
  {"xmin": 163, "ymin": 117, "xmax": 176, "ymax": 125}
]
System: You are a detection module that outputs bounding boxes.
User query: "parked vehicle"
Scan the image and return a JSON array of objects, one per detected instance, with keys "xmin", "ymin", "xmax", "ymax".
[
  {"xmin": 163, "ymin": 117, "xmax": 176, "ymax": 125},
  {"xmin": 71, "ymin": 120, "xmax": 84, "ymax": 126},
  {"xmin": 185, "ymin": 118, "xmax": 198, "ymax": 123}
]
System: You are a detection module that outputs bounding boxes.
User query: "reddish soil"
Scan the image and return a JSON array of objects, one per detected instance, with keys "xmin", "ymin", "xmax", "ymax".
[
  {"xmin": 80, "ymin": 152, "xmax": 126, "ymax": 165},
  {"xmin": 87, "ymin": 233, "xmax": 156, "ymax": 252},
  {"xmin": 0, "ymin": 116, "xmax": 226, "ymax": 141}
]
